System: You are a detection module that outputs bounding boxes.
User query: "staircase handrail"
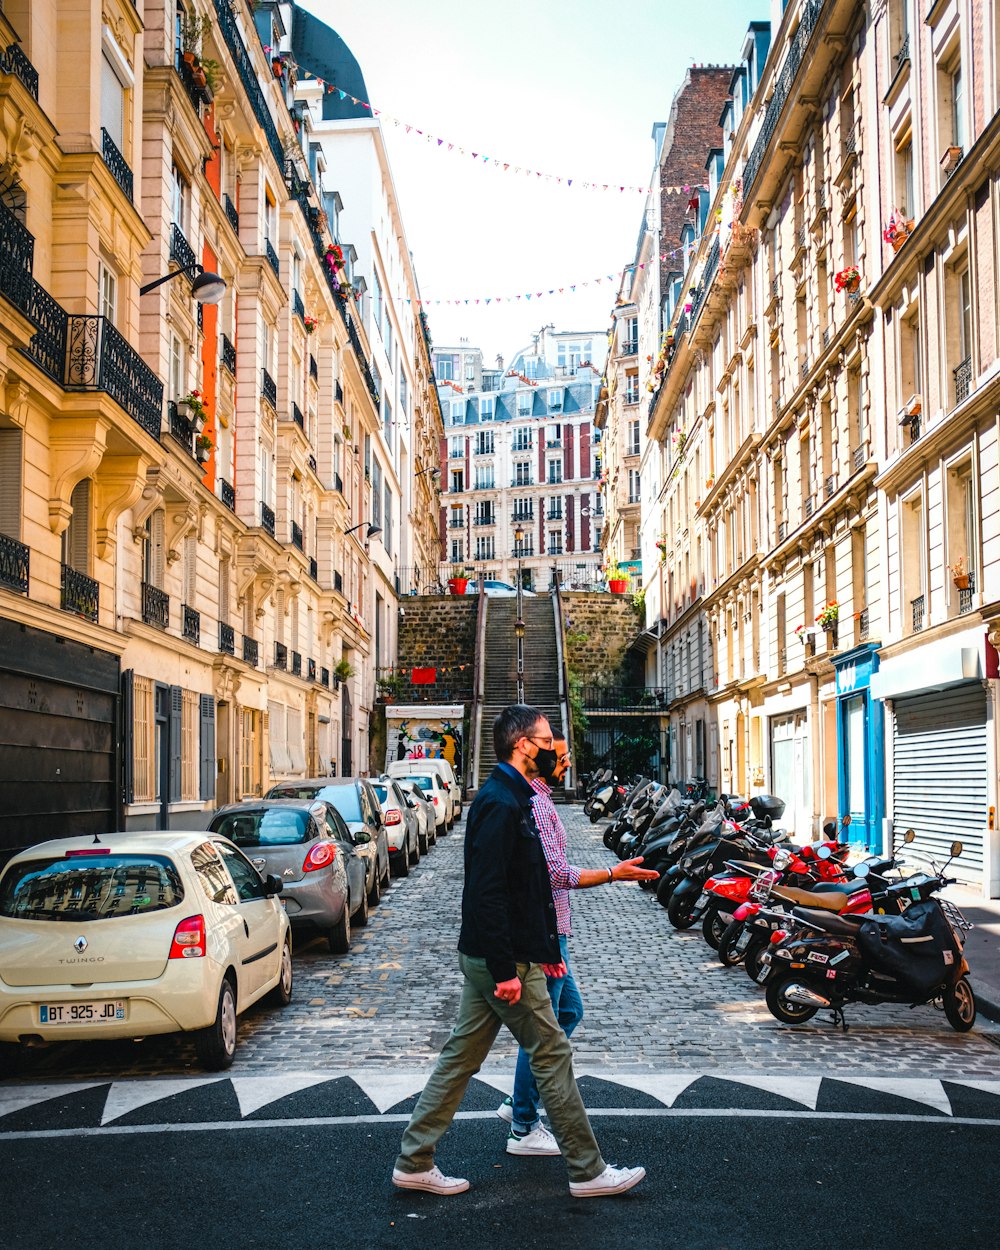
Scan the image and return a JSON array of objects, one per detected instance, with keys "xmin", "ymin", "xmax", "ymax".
[
  {"xmin": 469, "ymin": 581, "xmax": 487, "ymax": 794},
  {"xmin": 550, "ymin": 579, "xmax": 574, "ymax": 798}
]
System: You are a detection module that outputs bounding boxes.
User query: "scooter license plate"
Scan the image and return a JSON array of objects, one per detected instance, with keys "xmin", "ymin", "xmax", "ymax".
[
  {"xmin": 756, "ymin": 957, "xmax": 771, "ymax": 984},
  {"xmin": 735, "ymin": 929, "xmax": 752, "ymax": 953},
  {"xmin": 691, "ymin": 892, "xmax": 709, "ymax": 917}
]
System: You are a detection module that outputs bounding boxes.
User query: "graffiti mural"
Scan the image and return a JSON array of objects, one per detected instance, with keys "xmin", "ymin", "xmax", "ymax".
[{"xmin": 384, "ymin": 704, "xmax": 465, "ymax": 778}]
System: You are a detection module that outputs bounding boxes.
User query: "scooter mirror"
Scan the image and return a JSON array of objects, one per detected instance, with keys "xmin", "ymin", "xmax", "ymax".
[
  {"xmin": 951, "ymin": 840, "xmax": 963, "ymax": 858},
  {"xmin": 904, "ymin": 829, "xmax": 915, "ymax": 843},
  {"xmin": 822, "ymin": 820, "xmax": 836, "ymax": 836},
  {"xmin": 841, "ymin": 814, "xmax": 852, "ymax": 828},
  {"xmin": 852, "ymin": 861, "xmax": 870, "ymax": 879},
  {"xmin": 816, "ymin": 845, "xmax": 833, "ymax": 860}
]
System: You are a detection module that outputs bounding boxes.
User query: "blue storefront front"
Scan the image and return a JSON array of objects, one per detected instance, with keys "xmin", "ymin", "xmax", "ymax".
[{"xmin": 833, "ymin": 644, "xmax": 885, "ymax": 852}]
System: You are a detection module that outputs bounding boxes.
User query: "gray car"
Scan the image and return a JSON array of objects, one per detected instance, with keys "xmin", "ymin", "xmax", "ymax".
[
  {"xmin": 371, "ymin": 778, "xmax": 421, "ymax": 876},
  {"xmin": 393, "ymin": 777, "xmax": 436, "ymax": 854},
  {"xmin": 264, "ymin": 778, "xmax": 390, "ymax": 906},
  {"xmin": 208, "ymin": 799, "xmax": 370, "ymax": 954}
]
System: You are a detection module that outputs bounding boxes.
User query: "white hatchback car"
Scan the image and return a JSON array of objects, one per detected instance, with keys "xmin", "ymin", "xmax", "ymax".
[{"xmin": 0, "ymin": 832, "xmax": 292, "ymax": 1073}]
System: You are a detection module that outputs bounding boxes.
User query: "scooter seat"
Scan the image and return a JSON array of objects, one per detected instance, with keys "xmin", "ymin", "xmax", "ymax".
[
  {"xmin": 772, "ymin": 884, "xmax": 855, "ymax": 911},
  {"xmin": 791, "ymin": 907, "xmax": 869, "ymax": 937},
  {"xmin": 812, "ymin": 880, "xmax": 864, "ymax": 894}
]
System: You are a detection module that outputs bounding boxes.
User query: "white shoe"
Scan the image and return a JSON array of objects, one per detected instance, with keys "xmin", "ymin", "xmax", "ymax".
[
  {"xmin": 392, "ymin": 1165, "xmax": 470, "ymax": 1195},
  {"xmin": 506, "ymin": 1123, "xmax": 561, "ymax": 1156},
  {"xmin": 496, "ymin": 1097, "xmax": 513, "ymax": 1124},
  {"xmin": 569, "ymin": 1164, "xmax": 646, "ymax": 1197}
]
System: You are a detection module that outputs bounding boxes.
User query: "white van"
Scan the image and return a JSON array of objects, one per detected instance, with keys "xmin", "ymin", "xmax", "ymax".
[{"xmin": 387, "ymin": 758, "xmax": 461, "ymax": 823}]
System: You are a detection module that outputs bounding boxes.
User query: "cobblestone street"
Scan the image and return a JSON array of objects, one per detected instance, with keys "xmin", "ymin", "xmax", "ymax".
[{"xmin": 15, "ymin": 805, "xmax": 1000, "ymax": 1084}]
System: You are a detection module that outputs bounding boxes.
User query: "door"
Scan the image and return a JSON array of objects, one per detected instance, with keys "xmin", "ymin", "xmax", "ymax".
[
  {"xmin": 839, "ymin": 694, "xmax": 879, "ymax": 851},
  {"xmin": 341, "ymin": 683, "xmax": 353, "ymax": 776},
  {"xmin": 770, "ymin": 711, "xmax": 811, "ymax": 840},
  {"xmin": 214, "ymin": 840, "xmax": 282, "ymax": 998}
]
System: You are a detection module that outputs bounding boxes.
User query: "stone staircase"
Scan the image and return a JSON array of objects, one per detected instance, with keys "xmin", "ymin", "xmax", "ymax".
[{"xmin": 476, "ymin": 593, "xmax": 566, "ymax": 788}]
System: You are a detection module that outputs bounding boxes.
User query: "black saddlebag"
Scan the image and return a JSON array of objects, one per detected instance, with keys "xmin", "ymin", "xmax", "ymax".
[{"xmin": 857, "ymin": 900, "xmax": 959, "ymax": 996}]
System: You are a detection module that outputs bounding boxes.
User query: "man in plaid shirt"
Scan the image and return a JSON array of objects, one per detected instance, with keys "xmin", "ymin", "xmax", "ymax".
[{"xmin": 499, "ymin": 735, "xmax": 657, "ymax": 1152}]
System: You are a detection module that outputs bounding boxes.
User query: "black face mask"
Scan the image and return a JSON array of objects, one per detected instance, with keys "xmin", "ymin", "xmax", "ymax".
[{"xmin": 533, "ymin": 746, "xmax": 559, "ymax": 781}]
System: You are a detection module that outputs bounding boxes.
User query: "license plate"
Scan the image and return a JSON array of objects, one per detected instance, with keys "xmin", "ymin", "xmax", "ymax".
[
  {"xmin": 39, "ymin": 1000, "xmax": 125, "ymax": 1026},
  {"xmin": 696, "ymin": 891, "xmax": 710, "ymax": 906},
  {"xmin": 756, "ymin": 964, "xmax": 771, "ymax": 984},
  {"xmin": 735, "ymin": 929, "xmax": 752, "ymax": 952}
]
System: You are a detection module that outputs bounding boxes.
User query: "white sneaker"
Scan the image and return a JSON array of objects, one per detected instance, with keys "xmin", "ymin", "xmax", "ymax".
[
  {"xmin": 392, "ymin": 1165, "xmax": 470, "ymax": 1195},
  {"xmin": 569, "ymin": 1164, "xmax": 646, "ymax": 1198},
  {"xmin": 496, "ymin": 1097, "xmax": 514, "ymax": 1124},
  {"xmin": 506, "ymin": 1123, "xmax": 561, "ymax": 1156}
]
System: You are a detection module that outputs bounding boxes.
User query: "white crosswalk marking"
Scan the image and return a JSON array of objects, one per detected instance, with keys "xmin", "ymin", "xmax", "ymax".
[{"xmin": 100, "ymin": 1078, "xmax": 224, "ymax": 1124}]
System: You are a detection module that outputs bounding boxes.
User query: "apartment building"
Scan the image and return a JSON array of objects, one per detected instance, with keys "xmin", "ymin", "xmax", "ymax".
[
  {"xmin": 0, "ymin": 0, "xmax": 440, "ymax": 847},
  {"xmin": 436, "ymin": 331, "xmax": 605, "ymax": 590}
]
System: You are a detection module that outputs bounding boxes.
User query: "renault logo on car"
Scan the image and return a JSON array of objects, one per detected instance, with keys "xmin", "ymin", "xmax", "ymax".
[{"xmin": 74, "ymin": 936, "xmax": 88, "ymax": 953}]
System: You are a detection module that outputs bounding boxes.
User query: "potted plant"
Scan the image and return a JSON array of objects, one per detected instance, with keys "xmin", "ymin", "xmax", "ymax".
[
  {"xmin": 334, "ymin": 658, "xmax": 354, "ymax": 684},
  {"xmin": 950, "ymin": 557, "xmax": 970, "ymax": 590},
  {"xmin": 179, "ymin": 389, "xmax": 207, "ymax": 432},
  {"xmin": 303, "ymin": 314, "xmax": 317, "ymax": 335},
  {"xmin": 815, "ymin": 601, "xmax": 839, "ymax": 631},
  {"xmin": 834, "ymin": 265, "xmax": 861, "ymax": 295},
  {"xmin": 376, "ymin": 672, "xmax": 402, "ymax": 703},
  {"xmin": 655, "ymin": 538, "xmax": 667, "ymax": 564},
  {"xmin": 447, "ymin": 569, "xmax": 471, "ymax": 595},
  {"xmin": 883, "ymin": 209, "xmax": 915, "ymax": 253},
  {"xmin": 605, "ymin": 560, "xmax": 628, "ymax": 595},
  {"xmin": 195, "ymin": 433, "xmax": 213, "ymax": 463}
]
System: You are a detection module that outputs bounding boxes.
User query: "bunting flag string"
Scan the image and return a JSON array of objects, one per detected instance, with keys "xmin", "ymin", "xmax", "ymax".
[
  {"xmin": 284, "ymin": 63, "xmax": 706, "ymax": 197},
  {"xmin": 403, "ymin": 245, "xmax": 693, "ymax": 306}
]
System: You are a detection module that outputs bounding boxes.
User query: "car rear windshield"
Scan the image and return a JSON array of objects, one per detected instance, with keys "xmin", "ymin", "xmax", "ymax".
[
  {"xmin": 0, "ymin": 855, "xmax": 184, "ymax": 922},
  {"xmin": 400, "ymin": 776, "xmax": 434, "ymax": 791},
  {"xmin": 211, "ymin": 809, "xmax": 312, "ymax": 847}
]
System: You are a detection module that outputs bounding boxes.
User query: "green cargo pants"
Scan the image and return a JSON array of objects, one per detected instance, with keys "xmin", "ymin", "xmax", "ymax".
[{"xmin": 394, "ymin": 954, "xmax": 605, "ymax": 1183}]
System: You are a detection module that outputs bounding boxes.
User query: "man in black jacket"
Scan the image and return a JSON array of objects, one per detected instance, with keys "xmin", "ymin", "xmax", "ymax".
[{"xmin": 392, "ymin": 704, "xmax": 645, "ymax": 1199}]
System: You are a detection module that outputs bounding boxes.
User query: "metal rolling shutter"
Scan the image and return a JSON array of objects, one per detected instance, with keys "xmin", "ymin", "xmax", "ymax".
[{"xmin": 891, "ymin": 683, "xmax": 987, "ymax": 883}]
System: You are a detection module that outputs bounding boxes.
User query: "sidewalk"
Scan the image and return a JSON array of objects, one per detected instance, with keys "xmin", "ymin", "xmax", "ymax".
[{"xmin": 945, "ymin": 886, "xmax": 1000, "ymax": 1023}]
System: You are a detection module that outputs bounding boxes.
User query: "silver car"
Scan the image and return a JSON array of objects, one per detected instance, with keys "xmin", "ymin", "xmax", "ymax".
[
  {"xmin": 394, "ymin": 778, "xmax": 437, "ymax": 853},
  {"xmin": 208, "ymin": 800, "xmax": 370, "ymax": 954},
  {"xmin": 371, "ymin": 779, "xmax": 421, "ymax": 876},
  {"xmin": 392, "ymin": 771, "xmax": 450, "ymax": 834}
]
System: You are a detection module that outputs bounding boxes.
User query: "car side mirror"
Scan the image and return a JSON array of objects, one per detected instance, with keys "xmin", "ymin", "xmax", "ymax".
[
  {"xmin": 264, "ymin": 874, "xmax": 283, "ymax": 896},
  {"xmin": 353, "ymin": 831, "xmax": 372, "ymax": 845}
]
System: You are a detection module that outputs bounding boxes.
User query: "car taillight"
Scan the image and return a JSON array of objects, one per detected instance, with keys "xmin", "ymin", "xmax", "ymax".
[
  {"xmin": 303, "ymin": 843, "xmax": 337, "ymax": 873},
  {"xmin": 66, "ymin": 848, "xmax": 110, "ymax": 856},
  {"xmin": 769, "ymin": 929, "xmax": 788, "ymax": 944},
  {"xmin": 385, "ymin": 808, "xmax": 402, "ymax": 825},
  {"xmin": 169, "ymin": 915, "xmax": 206, "ymax": 959},
  {"xmin": 431, "ymin": 796, "xmax": 439, "ymax": 805}
]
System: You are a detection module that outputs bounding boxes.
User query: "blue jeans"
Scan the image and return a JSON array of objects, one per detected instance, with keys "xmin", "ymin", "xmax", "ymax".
[{"xmin": 511, "ymin": 935, "xmax": 584, "ymax": 1133}]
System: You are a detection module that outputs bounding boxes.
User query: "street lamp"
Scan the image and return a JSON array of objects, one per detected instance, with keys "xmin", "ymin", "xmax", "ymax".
[
  {"xmin": 513, "ymin": 521, "xmax": 525, "ymax": 702},
  {"xmin": 344, "ymin": 521, "xmax": 382, "ymax": 540},
  {"xmin": 140, "ymin": 262, "xmax": 227, "ymax": 304},
  {"xmin": 415, "ymin": 465, "xmax": 440, "ymax": 479}
]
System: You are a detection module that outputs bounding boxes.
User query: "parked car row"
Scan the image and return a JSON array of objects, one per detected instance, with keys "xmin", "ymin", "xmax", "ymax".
[{"xmin": 0, "ymin": 757, "xmax": 463, "ymax": 1077}]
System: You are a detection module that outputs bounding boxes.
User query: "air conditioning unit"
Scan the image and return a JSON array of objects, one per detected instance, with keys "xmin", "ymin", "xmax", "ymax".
[
  {"xmin": 940, "ymin": 145, "xmax": 963, "ymax": 177},
  {"xmin": 898, "ymin": 394, "xmax": 922, "ymax": 425}
]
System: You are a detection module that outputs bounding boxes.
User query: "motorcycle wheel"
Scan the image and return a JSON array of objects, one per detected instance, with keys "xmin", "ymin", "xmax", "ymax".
[
  {"xmin": 656, "ymin": 872, "xmax": 678, "ymax": 909},
  {"xmin": 701, "ymin": 907, "xmax": 728, "ymax": 950},
  {"xmin": 603, "ymin": 828, "xmax": 618, "ymax": 850},
  {"xmin": 942, "ymin": 976, "xmax": 977, "ymax": 1032},
  {"xmin": 743, "ymin": 938, "xmax": 768, "ymax": 983},
  {"xmin": 718, "ymin": 920, "xmax": 746, "ymax": 966},
  {"xmin": 765, "ymin": 974, "xmax": 820, "ymax": 1025},
  {"xmin": 667, "ymin": 888, "xmax": 698, "ymax": 930}
]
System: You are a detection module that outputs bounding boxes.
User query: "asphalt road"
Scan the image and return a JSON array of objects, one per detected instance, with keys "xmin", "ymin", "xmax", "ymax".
[{"xmin": 3, "ymin": 1108, "xmax": 999, "ymax": 1250}]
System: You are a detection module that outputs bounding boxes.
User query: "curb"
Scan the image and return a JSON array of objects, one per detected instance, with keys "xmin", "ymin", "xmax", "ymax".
[{"xmin": 969, "ymin": 977, "xmax": 1000, "ymax": 1025}]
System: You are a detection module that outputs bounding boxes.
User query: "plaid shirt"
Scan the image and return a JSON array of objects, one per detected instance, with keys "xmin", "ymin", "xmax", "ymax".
[{"xmin": 529, "ymin": 778, "xmax": 581, "ymax": 936}]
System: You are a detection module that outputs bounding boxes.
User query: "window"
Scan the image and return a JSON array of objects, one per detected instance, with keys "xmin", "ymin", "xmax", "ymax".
[
  {"xmin": 958, "ymin": 267, "xmax": 972, "ymax": 361},
  {"xmin": 951, "ymin": 61, "xmax": 965, "ymax": 150},
  {"xmin": 371, "ymin": 460, "xmax": 382, "ymax": 527},
  {"xmin": 517, "ymin": 393, "xmax": 533, "ymax": 416},
  {"xmin": 98, "ymin": 262, "xmax": 117, "ymax": 324},
  {"xmin": 512, "ymin": 497, "xmax": 533, "ymax": 520},
  {"xmin": 623, "ymin": 317, "xmax": 638, "ymax": 351},
  {"xmin": 474, "ymin": 501, "xmax": 493, "ymax": 525},
  {"xmin": 170, "ymin": 164, "xmax": 190, "ymax": 235},
  {"xmin": 479, "ymin": 396, "xmax": 494, "ymax": 421},
  {"xmin": 512, "ymin": 426, "xmax": 532, "ymax": 452},
  {"xmin": 625, "ymin": 372, "xmax": 639, "ymax": 404},
  {"xmin": 0, "ymin": 427, "xmax": 23, "ymax": 540},
  {"xmin": 372, "ymin": 272, "xmax": 383, "ymax": 339},
  {"xmin": 548, "ymin": 389, "xmax": 563, "ymax": 411},
  {"xmin": 894, "ymin": 132, "xmax": 914, "ymax": 217},
  {"xmin": 545, "ymin": 423, "xmax": 561, "ymax": 447},
  {"xmin": 216, "ymin": 842, "xmax": 267, "ymax": 902},
  {"xmin": 476, "ymin": 430, "xmax": 494, "ymax": 456},
  {"xmin": 450, "ymin": 538, "xmax": 463, "ymax": 563},
  {"xmin": 946, "ymin": 459, "xmax": 977, "ymax": 603},
  {"xmin": 436, "ymin": 355, "xmax": 454, "ymax": 381},
  {"xmin": 547, "ymin": 532, "xmax": 563, "ymax": 556},
  {"xmin": 239, "ymin": 707, "xmax": 262, "ymax": 798},
  {"xmin": 62, "ymin": 479, "xmax": 92, "ymax": 573},
  {"xmin": 473, "ymin": 464, "xmax": 494, "ymax": 489},
  {"xmin": 547, "ymin": 460, "xmax": 562, "ymax": 485},
  {"xmin": 475, "ymin": 535, "xmax": 495, "ymax": 561},
  {"xmin": 383, "ymin": 481, "xmax": 392, "ymax": 555},
  {"xmin": 450, "ymin": 469, "xmax": 464, "ymax": 493},
  {"xmin": 448, "ymin": 435, "xmax": 464, "ymax": 459},
  {"xmin": 902, "ymin": 490, "xmax": 926, "ymax": 632},
  {"xmin": 398, "ymin": 372, "xmax": 408, "ymax": 417},
  {"xmin": 264, "ymin": 190, "xmax": 277, "ymax": 246},
  {"xmin": 628, "ymin": 420, "xmax": 640, "ymax": 456},
  {"xmin": 100, "ymin": 44, "xmax": 127, "ymax": 151},
  {"xmin": 181, "ymin": 690, "xmax": 199, "ymax": 801},
  {"xmin": 451, "ymin": 401, "xmax": 465, "ymax": 426},
  {"xmin": 514, "ymin": 462, "xmax": 532, "ymax": 486},
  {"xmin": 449, "ymin": 505, "xmax": 463, "ymax": 530},
  {"xmin": 628, "ymin": 469, "xmax": 640, "ymax": 504}
]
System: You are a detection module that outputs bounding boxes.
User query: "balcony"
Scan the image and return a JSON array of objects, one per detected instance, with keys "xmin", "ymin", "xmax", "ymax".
[
  {"xmin": 61, "ymin": 564, "xmax": 98, "ymax": 622},
  {"xmin": 100, "ymin": 128, "xmax": 133, "ymax": 202},
  {"xmin": 473, "ymin": 515, "xmax": 494, "ymax": 527},
  {"xmin": 333, "ymin": 570, "xmax": 343, "ymax": 594},
  {"xmin": 291, "ymin": 520, "xmax": 303, "ymax": 550},
  {"xmin": 447, "ymin": 517, "xmax": 465, "ymax": 530},
  {"xmin": 335, "ymin": 378, "xmax": 344, "ymax": 405},
  {"xmin": 261, "ymin": 368, "xmax": 277, "ymax": 408},
  {"xmin": 911, "ymin": 594, "xmax": 925, "ymax": 633},
  {"xmin": 179, "ymin": 604, "xmax": 200, "ymax": 645},
  {"xmin": 265, "ymin": 238, "xmax": 280, "ymax": 277},
  {"xmin": 892, "ymin": 34, "xmax": 910, "ymax": 78},
  {"xmin": 309, "ymin": 556, "xmax": 318, "ymax": 581},
  {"xmin": 243, "ymin": 635, "xmax": 258, "ymax": 667},
  {"xmin": 219, "ymin": 621, "xmax": 235, "ymax": 655},
  {"xmin": 223, "ymin": 193, "xmax": 239, "ymax": 235},
  {"xmin": 345, "ymin": 314, "xmax": 381, "ymax": 407},
  {"xmin": 219, "ymin": 478, "xmax": 236, "ymax": 512},
  {"xmin": 620, "ymin": 340, "xmax": 638, "ymax": 356},
  {"xmin": 624, "ymin": 391, "xmax": 640, "ymax": 406},
  {"xmin": 959, "ymin": 572, "xmax": 976, "ymax": 616},
  {"xmin": 512, "ymin": 510, "xmax": 534, "ymax": 522},
  {"xmin": 858, "ymin": 607, "xmax": 869, "ymax": 643},
  {"xmin": 274, "ymin": 641, "xmax": 288, "ymax": 670},
  {"xmin": 804, "ymin": 496, "xmax": 815, "ymax": 519},
  {"xmin": 581, "ymin": 686, "xmax": 669, "ymax": 712},
  {"xmin": 61, "ymin": 315, "xmax": 163, "ymax": 439},
  {"xmin": 824, "ymin": 475, "xmax": 836, "ymax": 499},
  {"xmin": 291, "ymin": 651, "xmax": 302, "ymax": 677},
  {"xmin": 291, "ymin": 402, "xmax": 304, "ymax": 429},
  {"xmin": 0, "ymin": 532, "xmax": 29, "ymax": 593},
  {"xmin": 221, "ymin": 334, "xmax": 236, "ymax": 377},
  {"xmin": 213, "ymin": 0, "xmax": 284, "ymax": 168},
  {"xmin": 260, "ymin": 502, "xmax": 276, "ymax": 537},
  {"xmin": 547, "ymin": 510, "xmax": 563, "ymax": 522},
  {"xmin": 169, "ymin": 223, "xmax": 196, "ymax": 275},
  {"xmin": 954, "ymin": 357, "xmax": 972, "ymax": 406},
  {"xmin": 309, "ymin": 354, "xmax": 318, "ymax": 382},
  {"xmin": 1, "ymin": 39, "xmax": 39, "ymax": 99},
  {"xmin": 141, "ymin": 582, "xmax": 169, "ymax": 630},
  {"xmin": 293, "ymin": 289, "xmax": 306, "ymax": 323},
  {"xmin": 167, "ymin": 401, "xmax": 194, "ymax": 454},
  {"xmin": 321, "ymin": 667, "xmax": 330, "ymax": 687}
]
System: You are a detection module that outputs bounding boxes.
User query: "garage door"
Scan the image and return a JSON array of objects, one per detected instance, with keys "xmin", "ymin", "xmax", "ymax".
[
  {"xmin": 0, "ymin": 618, "xmax": 119, "ymax": 857},
  {"xmin": 891, "ymin": 683, "xmax": 987, "ymax": 884}
]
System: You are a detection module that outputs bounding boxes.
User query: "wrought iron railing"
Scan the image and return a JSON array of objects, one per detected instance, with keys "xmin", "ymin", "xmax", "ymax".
[
  {"xmin": 777, "ymin": 520, "xmax": 787, "ymax": 543},
  {"xmin": 219, "ymin": 478, "xmax": 236, "ymax": 511},
  {"xmin": 346, "ymin": 314, "xmax": 381, "ymax": 408},
  {"xmin": 174, "ymin": 48, "xmax": 207, "ymax": 113},
  {"xmin": 212, "ymin": 0, "xmax": 285, "ymax": 171},
  {"xmin": 858, "ymin": 607, "xmax": 869, "ymax": 642},
  {"xmin": 61, "ymin": 564, "xmax": 98, "ymax": 622},
  {"xmin": 321, "ymin": 666, "xmax": 330, "ymax": 687},
  {"xmin": 954, "ymin": 356, "xmax": 972, "ymax": 406},
  {"xmin": 853, "ymin": 444, "xmax": 866, "ymax": 471},
  {"xmin": 219, "ymin": 621, "xmax": 235, "ymax": 654},
  {"xmin": 307, "ymin": 657, "xmax": 317, "ymax": 682},
  {"xmin": 309, "ymin": 556, "xmax": 318, "ymax": 580},
  {"xmin": 293, "ymin": 289, "xmax": 306, "ymax": 322},
  {"xmin": 334, "ymin": 472, "xmax": 343, "ymax": 494},
  {"xmin": 265, "ymin": 238, "xmax": 279, "ymax": 276},
  {"xmin": 824, "ymin": 474, "xmax": 836, "ymax": 499},
  {"xmin": 290, "ymin": 520, "xmax": 303, "ymax": 550},
  {"xmin": 0, "ymin": 195, "xmax": 34, "ymax": 313},
  {"xmin": 581, "ymin": 686, "xmax": 669, "ymax": 712},
  {"xmin": 804, "ymin": 496, "xmax": 815, "ymax": 518},
  {"xmin": 170, "ymin": 223, "xmax": 196, "ymax": 274},
  {"xmin": 261, "ymin": 368, "xmax": 277, "ymax": 407},
  {"xmin": 63, "ymin": 316, "xmax": 163, "ymax": 438},
  {"xmin": 243, "ymin": 635, "xmax": 258, "ymax": 666},
  {"xmin": 221, "ymin": 333, "xmax": 236, "ymax": 376},
  {"xmin": 620, "ymin": 340, "xmax": 638, "ymax": 356},
  {"xmin": 743, "ymin": 0, "xmax": 825, "ymax": 197},
  {"xmin": 274, "ymin": 641, "xmax": 288, "ymax": 670},
  {"xmin": 845, "ymin": 123, "xmax": 857, "ymax": 156},
  {"xmin": 335, "ymin": 378, "xmax": 344, "ymax": 405},
  {"xmin": 23, "ymin": 278, "xmax": 67, "ymax": 380},
  {"xmin": 1, "ymin": 40, "xmax": 39, "ymax": 99},
  {"xmin": 100, "ymin": 128, "xmax": 133, "ymax": 201},
  {"xmin": 959, "ymin": 572, "xmax": 976, "ymax": 616},
  {"xmin": 141, "ymin": 581, "xmax": 169, "ymax": 629},
  {"xmin": 260, "ymin": 501, "xmax": 275, "ymax": 536},
  {"xmin": 309, "ymin": 354, "xmax": 318, "ymax": 381},
  {"xmin": 333, "ymin": 570, "xmax": 343, "ymax": 594},
  {"xmin": 689, "ymin": 237, "xmax": 720, "ymax": 326},
  {"xmin": 182, "ymin": 604, "xmax": 200, "ymax": 644},
  {"xmin": 223, "ymin": 193, "xmax": 239, "ymax": 235},
  {"xmin": 893, "ymin": 34, "xmax": 910, "ymax": 77},
  {"xmin": 167, "ymin": 401, "xmax": 194, "ymax": 451},
  {"xmin": 911, "ymin": 594, "xmax": 925, "ymax": 632},
  {"xmin": 0, "ymin": 532, "xmax": 29, "ymax": 593},
  {"xmin": 291, "ymin": 650, "xmax": 302, "ymax": 677},
  {"xmin": 291, "ymin": 402, "xmax": 304, "ymax": 428}
]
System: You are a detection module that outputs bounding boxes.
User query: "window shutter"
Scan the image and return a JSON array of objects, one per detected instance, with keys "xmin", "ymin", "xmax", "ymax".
[
  {"xmin": 199, "ymin": 694, "xmax": 216, "ymax": 802},
  {"xmin": 120, "ymin": 669, "xmax": 134, "ymax": 806},
  {"xmin": 184, "ymin": 535, "xmax": 197, "ymax": 605},
  {"xmin": 0, "ymin": 428, "xmax": 23, "ymax": 538},
  {"xmin": 150, "ymin": 509, "xmax": 165, "ymax": 588},
  {"xmin": 168, "ymin": 685, "xmax": 183, "ymax": 802},
  {"xmin": 65, "ymin": 479, "xmax": 91, "ymax": 571}
]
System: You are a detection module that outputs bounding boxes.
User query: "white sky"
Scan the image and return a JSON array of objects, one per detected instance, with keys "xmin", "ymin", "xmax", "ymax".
[{"xmin": 300, "ymin": 0, "xmax": 756, "ymax": 366}]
